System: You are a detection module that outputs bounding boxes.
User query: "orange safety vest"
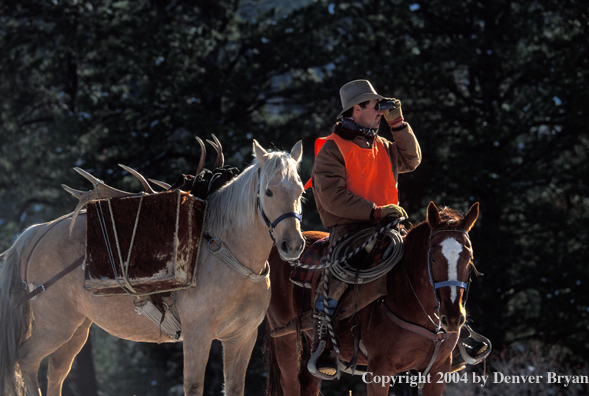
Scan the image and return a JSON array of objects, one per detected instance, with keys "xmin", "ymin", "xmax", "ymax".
[{"xmin": 305, "ymin": 133, "xmax": 398, "ymax": 205}]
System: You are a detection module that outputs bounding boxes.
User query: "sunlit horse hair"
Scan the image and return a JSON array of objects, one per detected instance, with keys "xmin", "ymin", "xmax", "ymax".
[
  {"xmin": 205, "ymin": 149, "xmax": 302, "ymax": 237},
  {"xmin": 0, "ymin": 221, "xmax": 44, "ymax": 395}
]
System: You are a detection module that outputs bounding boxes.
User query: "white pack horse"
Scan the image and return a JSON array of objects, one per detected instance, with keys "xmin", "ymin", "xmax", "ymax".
[{"xmin": 0, "ymin": 139, "xmax": 305, "ymax": 396}]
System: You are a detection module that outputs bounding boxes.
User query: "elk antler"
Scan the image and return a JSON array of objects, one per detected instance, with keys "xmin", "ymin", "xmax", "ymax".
[
  {"xmin": 206, "ymin": 134, "xmax": 224, "ymax": 169},
  {"xmin": 62, "ymin": 167, "xmax": 143, "ymax": 234},
  {"xmin": 144, "ymin": 136, "xmax": 207, "ymax": 191},
  {"xmin": 118, "ymin": 164, "xmax": 156, "ymax": 194},
  {"xmin": 195, "ymin": 136, "xmax": 206, "ymax": 176},
  {"xmin": 148, "ymin": 179, "xmax": 172, "ymax": 190}
]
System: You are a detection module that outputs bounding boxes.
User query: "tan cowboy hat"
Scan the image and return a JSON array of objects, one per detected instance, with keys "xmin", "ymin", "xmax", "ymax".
[{"xmin": 337, "ymin": 79, "xmax": 386, "ymax": 118}]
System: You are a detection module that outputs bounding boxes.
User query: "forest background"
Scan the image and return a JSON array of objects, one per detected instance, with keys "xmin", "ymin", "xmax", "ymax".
[{"xmin": 1, "ymin": 0, "xmax": 588, "ymax": 395}]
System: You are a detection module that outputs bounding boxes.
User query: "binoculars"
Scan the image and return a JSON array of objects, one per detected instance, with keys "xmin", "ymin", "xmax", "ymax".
[{"xmin": 375, "ymin": 100, "xmax": 397, "ymax": 110}]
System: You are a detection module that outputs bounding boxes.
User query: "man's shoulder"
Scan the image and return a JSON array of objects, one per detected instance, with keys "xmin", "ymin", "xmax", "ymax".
[
  {"xmin": 376, "ymin": 135, "xmax": 394, "ymax": 148},
  {"xmin": 316, "ymin": 139, "xmax": 341, "ymax": 159}
]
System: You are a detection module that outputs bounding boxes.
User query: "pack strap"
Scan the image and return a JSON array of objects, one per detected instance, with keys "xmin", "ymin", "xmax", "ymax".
[{"xmin": 19, "ymin": 256, "xmax": 85, "ymax": 305}]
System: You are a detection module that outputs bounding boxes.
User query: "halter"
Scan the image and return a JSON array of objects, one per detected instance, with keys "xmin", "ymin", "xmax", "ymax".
[
  {"xmin": 256, "ymin": 195, "xmax": 302, "ymax": 244},
  {"xmin": 427, "ymin": 228, "xmax": 473, "ymax": 326}
]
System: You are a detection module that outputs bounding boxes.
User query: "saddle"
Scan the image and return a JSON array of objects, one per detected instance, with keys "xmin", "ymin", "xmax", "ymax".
[
  {"xmin": 289, "ymin": 237, "xmax": 329, "ymax": 288},
  {"xmin": 274, "ymin": 236, "xmax": 389, "ymax": 338}
]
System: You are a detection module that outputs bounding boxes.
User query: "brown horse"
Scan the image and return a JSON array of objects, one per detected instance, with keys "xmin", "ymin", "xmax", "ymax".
[
  {"xmin": 265, "ymin": 202, "xmax": 479, "ymax": 396},
  {"xmin": 0, "ymin": 140, "xmax": 305, "ymax": 396}
]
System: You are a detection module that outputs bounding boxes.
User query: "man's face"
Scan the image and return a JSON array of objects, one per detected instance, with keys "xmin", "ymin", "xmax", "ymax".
[{"xmin": 353, "ymin": 99, "xmax": 384, "ymax": 129}]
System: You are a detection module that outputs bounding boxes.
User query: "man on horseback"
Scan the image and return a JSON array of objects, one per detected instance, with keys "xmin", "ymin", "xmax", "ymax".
[
  {"xmin": 306, "ymin": 80, "xmax": 490, "ymax": 380},
  {"xmin": 307, "ymin": 79, "xmax": 421, "ymax": 379}
]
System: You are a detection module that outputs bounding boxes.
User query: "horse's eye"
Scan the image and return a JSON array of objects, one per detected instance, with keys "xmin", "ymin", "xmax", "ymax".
[{"xmin": 265, "ymin": 189, "xmax": 273, "ymax": 197}]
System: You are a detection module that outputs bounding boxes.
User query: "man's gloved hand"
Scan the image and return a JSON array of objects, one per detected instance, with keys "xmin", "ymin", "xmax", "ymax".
[
  {"xmin": 383, "ymin": 98, "xmax": 403, "ymax": 126},
  {"xmin": 381, "ymin": 203, "xmax": 408, "ymax": 219}
]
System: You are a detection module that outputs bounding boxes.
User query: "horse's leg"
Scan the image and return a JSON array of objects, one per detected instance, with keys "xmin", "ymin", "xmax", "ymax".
[
  {"xmin": 17, "ymin": 312, "xmax": 86, "ymax": 396},
  {"xmin": 298, "ymin": 334, "xmax": 322, "ymax": 396},
  {"xmin": 46, "ymin": 318, "xmax": 92, "ymax": 396},
  {"xmin": 270, "ymin": 333, "xmax": 321, "ymax": 396},
  {"xmin": 269, "ymin": 333, "xmax": 302, "ymax": 395},
  {"xmin": 366, "ymin": 381, "xmax": 391, "ymax": 396},
  {"xmin": 220, "ymin": 328, "xmax": 258, "ymax": 396},
  {"xmin": 181, "ymin": 328, "xmax": 214, "ymax": 396},
  {"xmin": 365, "ymin": 357, "xmax": 392, "ymax": 396},
  {"xmin": 421, "ymin": 359, "xmax": 451, "ymax": 396}
]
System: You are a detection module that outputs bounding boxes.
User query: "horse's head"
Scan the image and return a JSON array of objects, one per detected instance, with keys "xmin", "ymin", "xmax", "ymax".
[
  {"xmin": 253, "ymin": 140, "xmax": 305, "ymax": 262},
  {"xmin": 426, "ymin": 201, "xmax": 479, "ymax": 333}
]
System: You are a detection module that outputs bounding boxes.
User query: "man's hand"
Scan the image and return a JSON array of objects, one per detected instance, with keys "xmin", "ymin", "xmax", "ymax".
[
  {"xmin": 383, "ymin": 98, "xmax": 403, "ymax": 125},
  {"xmin": 381, "ymin": 203, "xmax": 408, "ymax": 219}
]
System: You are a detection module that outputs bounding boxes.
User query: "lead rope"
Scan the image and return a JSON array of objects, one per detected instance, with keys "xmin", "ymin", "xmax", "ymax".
[
  {"xmin": 107, "ymin": 195, "xmax": 144, "ymax": 295},
  {"xmin": 93, "ymin": 185, "xmax": 134, "ymax": 297},
  {"xmin": 320, "ymin": 266, "xmax": 340, "ymax": 354}
]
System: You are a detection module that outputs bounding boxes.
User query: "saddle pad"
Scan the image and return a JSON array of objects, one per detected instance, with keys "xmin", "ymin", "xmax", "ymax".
[
  {"xmin": 84, "ymin": 190, "xmax": 207, "ymax": 296},
  {"xmin": 290, "ymin": 237, "xmax": 329, "ymax": 288}
]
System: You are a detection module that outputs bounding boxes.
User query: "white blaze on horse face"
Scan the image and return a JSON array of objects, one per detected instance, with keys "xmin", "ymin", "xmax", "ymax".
[{"xmin": 440, "ymin": 237, "xmax": 463, "ymax": 303}]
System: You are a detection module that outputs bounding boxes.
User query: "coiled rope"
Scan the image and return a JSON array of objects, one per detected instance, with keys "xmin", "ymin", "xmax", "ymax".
[
  {"xmin": 295, "ymin": 217, "xmax": 404, "ymax": 284},
  {"xmin": 296, "ymin": 217, "xmax": 406, "ymax": 355},
  {"xmin": 329, "ymin": 224, "xmax": 404, "ymax": 284}
]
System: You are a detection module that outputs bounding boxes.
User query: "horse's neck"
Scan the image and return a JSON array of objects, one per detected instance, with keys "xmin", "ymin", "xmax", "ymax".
[
  {"xmin": 386, "ymin": 233, "xmax": 439, "ymax": 330},
  {"xmin": 209, "ymin": 206, "xmax": 273, "ymax": 275}
]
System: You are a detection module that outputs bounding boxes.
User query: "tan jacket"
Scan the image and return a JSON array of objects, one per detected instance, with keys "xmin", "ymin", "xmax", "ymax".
[{"xmin": 311, "ymin": 122, "xmax": 421, "ymax": 228}]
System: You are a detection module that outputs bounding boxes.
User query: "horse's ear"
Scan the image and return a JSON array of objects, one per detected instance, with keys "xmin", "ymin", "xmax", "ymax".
[
  {"xmin": 427, "ymin": 201, "xmax": 441, "ymax": 229},
  {"xmin": 253, "ymin": 139, "xmax": 268, "ymax": 167},
  {"xmin": 463, "ymin": 202, "xmax": 479, "ymax": 232},
  {"xmin": 290, "ymin": 140, "xmax": 303, "ymax": 164}
]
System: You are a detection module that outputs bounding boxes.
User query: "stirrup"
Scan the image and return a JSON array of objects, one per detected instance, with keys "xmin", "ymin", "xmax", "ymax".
[
  {"xmin": 307, "ymin": 340, "xmax": 340, "ymax": 380},
  {"xmin": 450, "ymin": 326, "xmax": 492, "ymax": 372}
]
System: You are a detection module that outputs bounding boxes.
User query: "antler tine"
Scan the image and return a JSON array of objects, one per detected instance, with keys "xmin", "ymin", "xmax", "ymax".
[
  {"xmin": 206, "ymin": 133, "xmax": 224, "ymax": 169},
  {"xmin": 119, "ymin": 164, "xmax": 156, "ymax": 194},
  {"xmin": 149, "ymin": 179, "xmax": 172, "ymax": 190},
  {"xmin": 195, "ymin": 136, "xmax": 206, "ymax": 175},
  {"xmin": 74, "ymin": 167, "xmax": 102, "ymax": 186},
  {"xmin": 63, "ymin": 167, "xmax": 141, "ymax": 234},
  {"xmin": 62, "ymin": 184, "xmax": 91, "ymax": 235}
]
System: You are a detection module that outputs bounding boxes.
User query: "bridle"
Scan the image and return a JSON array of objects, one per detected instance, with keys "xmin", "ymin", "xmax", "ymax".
[
  {"xmin": 405, "ymin": 227, "xmax": 474, "ymax": 331},
  {"xmin": 256, "ymin": 195, "xmax": 302, "ymax": 245}
]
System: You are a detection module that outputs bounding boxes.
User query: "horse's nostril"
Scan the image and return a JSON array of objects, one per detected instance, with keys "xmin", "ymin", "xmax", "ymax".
[
  {"xmin": 441, "ymin": 316, "xmax": 448, "ymax": 326},
  {"xmin": 459, "ymin": 315, "xmax": 466, "ymax": 326},
  {"xmin": 281, "ymin": 240, "xmax": 288, "ymax": 253}
]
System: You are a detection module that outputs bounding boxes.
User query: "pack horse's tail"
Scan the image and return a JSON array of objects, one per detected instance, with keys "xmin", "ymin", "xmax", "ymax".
[{"xmin": 0, "ymin": 227, "xmax": 36, "ymax": 396}]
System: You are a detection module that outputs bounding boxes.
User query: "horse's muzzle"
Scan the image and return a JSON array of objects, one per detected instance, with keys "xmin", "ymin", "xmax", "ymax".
[
  {"xmin": 278, "ymin": 237, "xmax": 304, "ymax": 262},
  {"xmin": 441, "ymin": 313, "xmax": 466, "ymax": 333}
]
